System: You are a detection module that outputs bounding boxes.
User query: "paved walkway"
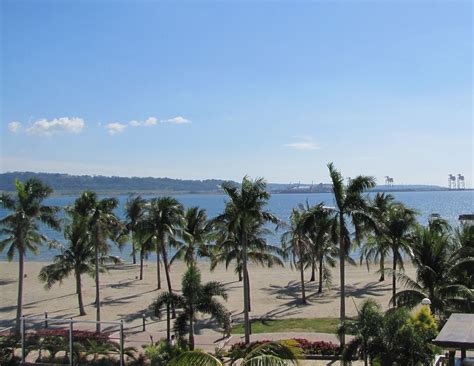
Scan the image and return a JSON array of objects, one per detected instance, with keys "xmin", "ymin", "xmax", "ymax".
[{"xmin": 117, "ymin": 329, "xmax": 342, "ymax": 352}]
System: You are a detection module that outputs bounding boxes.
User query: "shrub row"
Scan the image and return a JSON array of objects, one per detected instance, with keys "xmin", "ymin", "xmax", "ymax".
[{"xmin": 229, "ymin": 338, "xmax": 340, "ymax": 356}]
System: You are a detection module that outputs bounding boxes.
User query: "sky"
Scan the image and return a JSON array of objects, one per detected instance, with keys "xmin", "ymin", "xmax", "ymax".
[{"xmin": 1, "ymin": 0, "xmax": 472, "ymax": 187}]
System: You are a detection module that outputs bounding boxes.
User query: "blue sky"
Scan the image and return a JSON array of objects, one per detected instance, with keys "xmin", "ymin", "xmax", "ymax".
[{"xmin": 1, "ymin": 0, "xmax": 472, "ymax": 187}]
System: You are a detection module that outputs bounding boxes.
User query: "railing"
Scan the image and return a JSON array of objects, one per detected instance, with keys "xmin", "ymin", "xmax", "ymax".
[
  {"xmin": 19, "ymin": 316, "xmax": 125, "ymax": 366},
  {"xmin": 0, "ymin": 327, "xmax": 13, "ymax": 335}
]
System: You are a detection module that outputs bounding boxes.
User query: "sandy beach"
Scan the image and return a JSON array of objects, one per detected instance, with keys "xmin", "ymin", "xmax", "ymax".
[{"xmin": 0, "ymin": 259, "xmax": 416, "ymax": 335}]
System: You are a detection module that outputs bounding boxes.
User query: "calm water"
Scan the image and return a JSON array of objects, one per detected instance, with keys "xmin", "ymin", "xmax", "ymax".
[{"xmin": 1, "ymin": 191, "xmax": 472, "ymax": 261}]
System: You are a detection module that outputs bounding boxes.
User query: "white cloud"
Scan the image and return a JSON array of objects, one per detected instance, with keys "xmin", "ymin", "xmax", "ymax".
[
  {"xmin": 8, "ymin": 121, "xmax": 22, "ymax": 133},
  {"xmin": 106, "ymin": 122, "xmax": 127, "ymax": 135},
  {"xmin": 285, "ymin": 142, "xmax": 320, "ymax": 150},
  {"xmin": 26, "ymin": 117, "xmax": 85, "ymax": 136},
  {"xmin": 161, "ymin": 116, "xmax": 191, "ymax": 124},
  {"xmin": 129, "ymin": 117, "xmax": 158, "ymax": 127},
  {"xmin": 284, "ymin": 136, "xmax": 320, "ymax": 151}
]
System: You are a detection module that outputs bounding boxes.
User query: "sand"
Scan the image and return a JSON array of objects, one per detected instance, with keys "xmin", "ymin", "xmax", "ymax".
[{"xmin": 0, "ymin": 259, "xmax": 416, "ymax": 336}]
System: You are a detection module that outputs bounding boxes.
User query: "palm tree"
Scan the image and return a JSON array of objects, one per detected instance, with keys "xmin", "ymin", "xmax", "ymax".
[
  {"xmin": 281, "ymin": 207, "xmax": 311, "ymax": 304},
  {"xmin": 152, "ymin": 265, "xmax": 231, "ymax": 350},
  {"xmin": 134, "ymin": 220, "xmax": 155, "ymax": 281},
  {"xmin": 39, "ymin": 209, "xmax": 92, "ymax": 316},
  {"xmin": 0, "ymin": 179, "xmax": 61, "ymax": 333},
  {"xmin": 300, "ymin": 203, "xmax": 338, "ymax": 293},
  {"xmin": 73, "ymin": 191, "xmax": 123, "ymax": 332},
  {"xmin": 338, "ymin": 299, "xmax": 383, "ymax": 366},
  {"xmin": 38, "ymin": 207, "xmax": 122, "ymax": 316},
  {"xmin": 210, "ymin": 220, "xmax": 283, "ymax": 283},
  {"xmin": 393, "ymin": 225, "xmax": 474, "ymax": 316},
  {"xmin": 171, "ymin": 206, "xmax": 212, "ymax": 267},
  {"xmin": 427, "ymin": 214, "xmax": 451, "ymax": 235},
  {"xmin": 124, "ymin": 195, "xmax": 147, "ymax": 265},
  {"xmin": 147, "ymin": 197, "xmax": 184, "ymax": 316},
  {"xmin": 170, "ymin": 340, "xmax": 300, "ymax": 366},
  {"xmin": 359, "ymin": 193, "xmax": 395, "ymax": 282},
  {"xmin": 453, "ymin": 223, "xmax": 474, "ymax": 299},
  {"xmin": 215, "ymin": 177, "xmax": 278, "ymax": 344},
  {"xmin": 327, "ymin": 163, "xmax": 376, "ymax": 347},
  {"xmin": 383, "ymin": 203, "xmax": 417, "ymax": 305},
  {"xmin": 210, "ymin": 220, "xmax": 283, "ymax": 315}
]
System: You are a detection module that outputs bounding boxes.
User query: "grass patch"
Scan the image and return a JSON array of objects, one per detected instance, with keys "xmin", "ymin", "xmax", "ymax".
[{"xmin": 231, "ymin": 318, "xmax": 341, "ymax": 334}]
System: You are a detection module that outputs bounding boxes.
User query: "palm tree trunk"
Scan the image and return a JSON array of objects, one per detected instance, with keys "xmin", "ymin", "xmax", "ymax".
[
  {"xmin": 242, "ymin": 232, "xmax": 250, "ymax": 344},
  {"xmin": 310, "ymin": 258, "xmax": 316, "ymax": 282},
  {"xmin": 131, "ymin": 234, "xmax": 136, "ymax": 264},
  {"xmin": 392, "ymin": 247, "xmax": 397, "ymax": 307},
  {"xmin": 364, "ymin": 341, "xmax": 368, "ymax": 366},
  {"xmin": 15, "ymin": 249, "xmax": 24, "ymax": 334},
  {"xmin": 245, "ymin": 266, "xmax": 251, "ymax": 312},
  {"xmin": 76, "ymin": 270, "xmax": 86, "ymax": 316},
  {"xmin": 189, "ymin": 310, "xmax": 195, "ymax": 350},
  {"xmin": 156, "ymin": 247, "xmax": 161, "ymax": 289},
  {"xmin": 238, "ymin": 269, "xmax": 242, "ymax": 282},
  {"xmin": 379, "ymin": 253, "xmax": 385, "ymax": 281},
  {"xmin": 339, "ymin": 214, "xmax": 346, "ymax": 348},
  {"xmin": 95, "ymin": 235, "xmax": 101, "ymax": 333},
  {"xmin": 161, "ymin": 246, "xmax": 176, "ymax": 318},
  {"xmin": 318, "ymin": 255, "xmax": 323, "ymax": 293},
  {"xmin": 139, "ymin": 248, "xmax": 144, "ymax": 280},
  {"xmin": 300, "ymin": 260, "xmax": 307, "ymax": 303},
  {"xmin": 166, "ymin": 303, "xmax": 171, "ymax": 342}
]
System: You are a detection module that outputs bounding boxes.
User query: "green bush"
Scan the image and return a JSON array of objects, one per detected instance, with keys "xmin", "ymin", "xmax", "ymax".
[{"xmin": 143, "ymin": 339, "xmax": 188, "ymax": 366}]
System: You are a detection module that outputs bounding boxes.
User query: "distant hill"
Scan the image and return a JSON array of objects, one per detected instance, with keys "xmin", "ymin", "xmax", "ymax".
[
  {"xmin": 0, "ymin": 172, "xmax": 230, "ymax": 195},
  {"xmin": 0, "ymin": 171, "xmax": 453, "ymax": 195}
]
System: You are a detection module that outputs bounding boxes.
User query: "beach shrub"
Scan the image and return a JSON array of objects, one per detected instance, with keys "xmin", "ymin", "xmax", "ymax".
[
  {"xmin": 143, "ymin": 339, "xmax": 188, "ymax": 366},
  {"xmin": 336, "ymin": 301, "xmax": 440, "ymax": 365},
  {"xmin": 0, "ymin": 334, "xmax": 24, "ymax": 365},
  {"xmin": 292, "ymin": 338, "xmax": 340, "ymax": 355},
  {"xmin": 228, "ymin": 338, "xmax": 339, "ymax": 357},
  {"xmin": 0, "ymin": 345, "xmax": 16, "ymax": 366},
  {"xmin": 366, "ymin": 307, "xmax": 440, "ymax": 366}
]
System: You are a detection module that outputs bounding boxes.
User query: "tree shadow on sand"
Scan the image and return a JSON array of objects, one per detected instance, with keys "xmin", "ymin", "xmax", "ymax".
[
  {"xmin": 0, "ymin": 279, "xmax": 16, "ymax": 286},
  {"xmin": 334, "ymin": 281, "xmax": 390, "ymax": 299},
  {"xmin": 263, "ymin": 280, "xmax": 333, "ymax": 304},
  {"xmin": 101, "ymin": 289, "xmax": 157, "ymax": 307}
]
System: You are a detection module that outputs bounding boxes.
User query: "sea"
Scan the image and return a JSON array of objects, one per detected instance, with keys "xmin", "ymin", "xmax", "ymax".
[{"xmin": 1, "ymin": 190, "xmax": 473, "ymax": 262}]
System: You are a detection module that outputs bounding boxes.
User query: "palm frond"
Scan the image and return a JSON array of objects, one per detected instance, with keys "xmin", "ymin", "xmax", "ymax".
[{"xmin": 168, "ymin": 351, "xmax": 223, "ymax": 366}]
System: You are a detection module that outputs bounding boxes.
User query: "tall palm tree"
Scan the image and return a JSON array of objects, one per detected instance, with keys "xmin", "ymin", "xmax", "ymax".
[
  {"xmin": 38, "ymin": 207, "xmax": 122, "ymax": 316},
  {"xmin": 393, "ymin": 225, "xmax": 474, "ymax": 316},
  {"xmin": 39, "ymin": 209, "xmax": 92, "ymax": 316},
  {"xmin": 359, "ymin": 193, "xmax": 395, "ymax": 282},
  {"xmin": 216, "ymin": 177, "xmax": 278, "ymax": 344},
  {"xmin": 152, "ymin": 265, "xmax": 231, "ymax": 350},
  {"xmin": 147, "ymin": 197, "xmax": 184, "ymax": 313},
  {"xmin": 73, "ymin": 191, "xmax": 123, "ymax": 332},
  {"xmin": 281, "ymin": 207, "xmax": 311, "ymax": 304},
  {"xmin": 134, "ymin": 219, "xmax": 155, "ymax": 281},
  {"xmin": 327, "ymin": 163, "xmax": 376, "ymax": 347},
  {"xmin": 124, "ymin": 195, "xmax": 147, "ymax": 265},
  {"xmin": 0, "ymin": 179, "xmax": 61, "ymax": 333},
  {"xmin": 301, "ymin": 203, "xmax": 338, "ymax": 293},
  {"xmin": 171, "ymin": 206, "xmax": 212, "ymax": 267},
  {"xmin": 210, "ymin": 220, "xmax": 283, "ymax": 283},
  {"xmin": 383, "ymin": 203, "xmax": 417, "ymax": 305}
]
